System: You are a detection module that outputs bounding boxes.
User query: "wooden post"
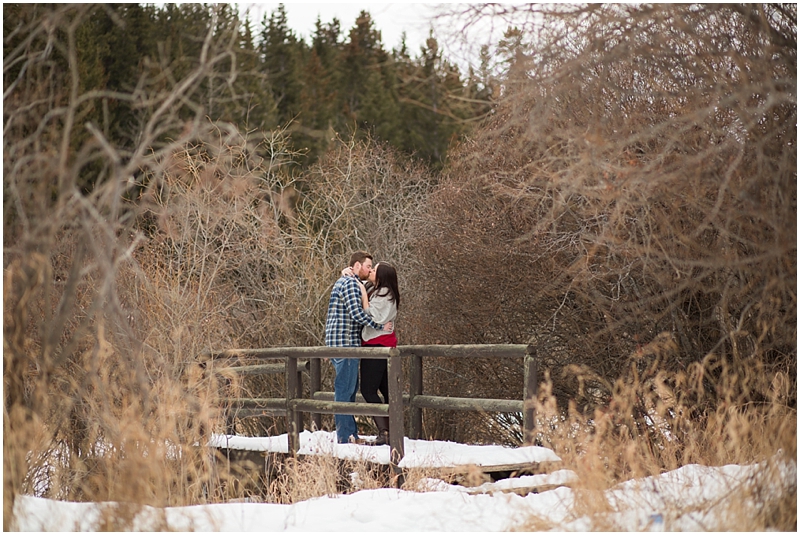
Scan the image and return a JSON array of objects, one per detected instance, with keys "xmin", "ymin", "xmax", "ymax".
[
  {"xmin": 523, "ymin": 345, "xmax": 538, "ymax": 445},
  {"xmin": 286, "ymin": 356, "xmax": 300, "ymax": 454},
  {"xmin": 310, "ymin": 357, "xmax": 322, "ymax": 430},
  {"xmin": 224, "ymin": 375, "xmax": 236, "ymax": 435},
  {"xmin": 296, "ymin": 366, "xmax": 304, "ymax": 440},
  {"xmin": 387, "ymin": 347, "xmax": 405, "ymax": 486},
  {"xmin": 409, "ymin": 353, "xmax": 423, "ymax": 439}
]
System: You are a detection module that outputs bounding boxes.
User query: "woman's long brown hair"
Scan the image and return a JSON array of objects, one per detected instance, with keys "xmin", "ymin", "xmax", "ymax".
[{"xmin": 373, "ymin": 262, "xmax": 400, "ymax": 309}]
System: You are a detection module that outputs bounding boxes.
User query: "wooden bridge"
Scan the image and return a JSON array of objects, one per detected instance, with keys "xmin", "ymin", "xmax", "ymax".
[{"xmin": 197, "ymin": 344, "xmax": 538, "ymax": 476}]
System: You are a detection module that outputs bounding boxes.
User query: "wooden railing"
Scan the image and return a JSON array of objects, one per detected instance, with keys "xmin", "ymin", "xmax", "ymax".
[{"xmin": 197, "ymin": 344, "xmax": 537, "ymax": 470}]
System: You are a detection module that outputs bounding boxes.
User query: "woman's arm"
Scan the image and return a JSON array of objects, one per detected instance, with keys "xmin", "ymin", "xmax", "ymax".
[
  {"xmin": 342, "ymin": 278, "xmax": 384, "ymax": 331},
  {"xmin": 359, "ymin": 282, "xmax": 369, "ymax": 309}
]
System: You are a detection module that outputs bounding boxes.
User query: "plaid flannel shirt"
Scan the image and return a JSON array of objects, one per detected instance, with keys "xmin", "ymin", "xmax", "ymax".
[{"xmin": 325, "ymin": 275, "xmax": 383, "ymax": 347}]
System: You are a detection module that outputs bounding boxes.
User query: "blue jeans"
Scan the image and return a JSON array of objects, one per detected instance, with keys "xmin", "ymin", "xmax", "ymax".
[{"xmin": 332, "ymin": 357, "xmax": 360, "ymax": 443}]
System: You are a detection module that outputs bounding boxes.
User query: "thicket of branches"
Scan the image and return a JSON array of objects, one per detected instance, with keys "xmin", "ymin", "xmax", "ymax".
[
  {"xmin": 406, "ymin": 4, "xmax": 796, "ymax": 448},
  {"xmin": 3, "ymin": 2, "xmax": 795, "ymax": 526},
  {"xmin": 3, "ymin": 4, "xmax": 434, "ymax": 517},
  {"xmin": 136, "ymin": 126, "xmax": 434, "ymax": 437},
  {"xmin": 3, "ymin": 4, "xmax": 266, "ymax": 525}
]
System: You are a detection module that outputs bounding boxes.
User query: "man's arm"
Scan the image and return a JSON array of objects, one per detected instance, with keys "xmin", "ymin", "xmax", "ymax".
[
  {"xmin": 341, "ymin": 278, "xmax": 383, "ymax": 330},
  {"xmin": 340, "ymin": 267, "xmax": 370, "ymax": 309}
]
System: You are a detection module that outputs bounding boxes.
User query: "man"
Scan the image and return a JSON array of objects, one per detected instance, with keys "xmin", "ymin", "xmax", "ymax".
[{"xmin": 325, "ymin": 251, "xmax": 392, "ymax": 444}]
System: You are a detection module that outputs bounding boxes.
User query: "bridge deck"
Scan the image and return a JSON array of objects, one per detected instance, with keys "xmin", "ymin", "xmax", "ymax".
[{"xmin": 208, "ymin": 430, "xmax": 561, "ymax": 473}]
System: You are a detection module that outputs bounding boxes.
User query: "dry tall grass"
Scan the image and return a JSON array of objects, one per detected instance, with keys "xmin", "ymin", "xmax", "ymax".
[
  {"xmin": 2, "ymin": 5, "xmax": 255, "ymax": 526},
  {"xmin": 520, "ymin": 357, "xmax": 796, "ymax": 530}
]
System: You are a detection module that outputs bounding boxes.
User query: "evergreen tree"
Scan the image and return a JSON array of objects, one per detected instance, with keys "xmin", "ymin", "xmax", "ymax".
[
  {"xmin": 295, "ymin": 20, "xmax": 340, "ymax": 162},
  {"xmin": 339, "ymin": 12, "xmax": 383, "ymax": 124},
  {"xmin": 259, "ymin": 4, "xmax": 304, "ymax": 123},
  {"xmin": 393, "ymin": 32, "xmax": 478, "ymax": 168},
  {"xmin": 91, "ymin": 4, "xmax": 159, "ymax": 146},
  {"xmin": 335, "ymin": 11, "xmax": 401, "ymax": 149},
  {"xmin": 155, "ymin": 3, "xmax": 214, "ymax": 84},
  {"xmin": 236, "ymin": 15, "xmax": 278, "ymax": 132},
  {"xmin": 3, "ymin": 2, "xmax": 497, "ymax": 185}
]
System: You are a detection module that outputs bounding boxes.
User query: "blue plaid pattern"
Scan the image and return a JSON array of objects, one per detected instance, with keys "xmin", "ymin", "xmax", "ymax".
[{"xmin": 325, "ymin": 275, "xmax": 383, "ymax": 347}]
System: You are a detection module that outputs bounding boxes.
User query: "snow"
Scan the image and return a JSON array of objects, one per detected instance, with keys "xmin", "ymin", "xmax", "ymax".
[
  {"xmin": 207, "ymin": 430, "xmax": 562, "ymax": 467},
  {"xmin": 11, "ymin": 431, "xmax": 796, "ymax": 532}
]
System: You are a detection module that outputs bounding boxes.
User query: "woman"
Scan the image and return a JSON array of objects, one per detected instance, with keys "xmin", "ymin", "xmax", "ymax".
[{"xmin": 346, "ymin": 262, "xmax": 400, "ymax": 446}]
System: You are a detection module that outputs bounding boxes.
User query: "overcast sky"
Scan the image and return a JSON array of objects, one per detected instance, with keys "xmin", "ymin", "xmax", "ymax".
[
  {"xmin": 233, "ymin": 1, "xmax": 511, "ymax": 71},
  {"xmin": 236, "ymin": 2, "xmax": 442, "ymax": 54}
]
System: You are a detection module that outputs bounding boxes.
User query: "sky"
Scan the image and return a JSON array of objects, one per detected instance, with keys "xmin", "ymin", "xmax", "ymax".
[
  {"xmin": 237, "ymin": 3, "xmax": 441, "ymax": 52},
  {"xmin": 235, "ymin": 2, "xmax": 502, "ymax": 69},
  {"xmin": 11, "ymin": 430, "xmax": 796, "ymax": 531}
]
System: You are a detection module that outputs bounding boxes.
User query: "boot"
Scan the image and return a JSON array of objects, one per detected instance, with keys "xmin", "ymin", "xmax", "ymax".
[
  {"xmin": 373, "ymin": 416, "xmax": 390, "ymax": 445},
  {"xmin": 374, "ymin": 430, "xmax": 389, "ymax": 446}
]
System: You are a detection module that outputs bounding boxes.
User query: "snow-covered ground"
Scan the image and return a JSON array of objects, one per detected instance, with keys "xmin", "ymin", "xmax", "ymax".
[
  {"xmin": 12, "ymin": 431, "xmax": 796, "ymax": 532},
  {"xmin": 207, "ymin": 430, "xmax": 563, "ymax": 468}
]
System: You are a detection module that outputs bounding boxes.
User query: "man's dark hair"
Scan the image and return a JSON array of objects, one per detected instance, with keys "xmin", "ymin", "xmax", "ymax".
[{"xmin": 349, "ymin": 251, "xmax": 373, "ymax": 267}]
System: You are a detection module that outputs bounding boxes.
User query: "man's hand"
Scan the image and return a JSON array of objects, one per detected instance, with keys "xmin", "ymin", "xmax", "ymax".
[{"xmin": 383, "ymin": 321, "xmax": 393, "ymax": 332}]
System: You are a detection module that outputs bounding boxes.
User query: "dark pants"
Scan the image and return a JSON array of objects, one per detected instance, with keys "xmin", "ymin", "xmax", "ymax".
[
  {"xmin": 361, "ymin": 335, "xmax": 395, "ymax": 434},
  {"xmin": 360, "ymin": 358, "xmax": 388, "ymax": 406}
]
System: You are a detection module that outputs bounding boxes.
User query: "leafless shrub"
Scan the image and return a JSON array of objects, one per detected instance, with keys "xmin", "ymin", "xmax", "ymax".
[
  {"xmin": 297, "ymin": 132, "xmax": 435, "ymax": 277},
  {"xmin": 406, "ymin": 4, "xmax": 795, "ymax": 446},
  {"xmin": 2, "ymin": 3, "xmax": 258, "ymax": 528},
  {"xmin": 128, "ymin": 122, "xmax": 303, "ymax": 442}
]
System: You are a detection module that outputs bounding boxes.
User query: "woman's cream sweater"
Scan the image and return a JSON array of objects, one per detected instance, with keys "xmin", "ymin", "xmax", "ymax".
[{"xmin": 362, "ymin": 290, "xmax": 397, "ymax": 342}]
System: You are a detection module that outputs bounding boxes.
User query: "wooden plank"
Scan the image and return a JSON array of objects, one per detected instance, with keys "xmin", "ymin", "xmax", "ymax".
[
  {"xmin": 200, "ymin": 346, "xmax": 394, "ymax": 361},
  {"xmin": 295, "ymin": 368, "xmax": 304, "ymax": 445},
  {"xmin": 220, "ymin": 407, "xmax": 287, "ymax": 418},
  {"xmin": 290, "ymin": 399, "xmax": 389, "ymax": 417},
  {"xmin": 397, "ymin": 344, "xmax": 531, "ymax": 359},
  {"xmin": 310, "ymin": 358, "xmax": 322, "ymax": 430},
  {"xmin": 313, "ymin": 391, "xmax": 412, "ymax": 404},
  {"xmin": 222, "ymin": 376, "xmax": 236, "ymax": 435},
  {"xmin": 217, "ymin": 360, "xmax": 310, "ymax": 376},
  {"xmin": 410, "ymin": 395, "xmax": 523, "ymax": 413},
  {"xmin": 223, "ymin": 397, "xmax": 287, "ymax": 410},
  {"xmin": 312, "ymin": 391, "xmax": 370, "ymax": 403},
  {"xmin": 305, "ymin": 391, "xmax": 522, "ymax": 412},
  {"xmin": 201, "ymin": 344, "xmax": 532, "ymax": 361},
  {"xmin": 434, "ymin": 461, "xmax": 558, "ymax": 476}
]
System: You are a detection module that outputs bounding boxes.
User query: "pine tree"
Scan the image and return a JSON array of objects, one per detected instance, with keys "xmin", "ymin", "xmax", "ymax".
[
  {"xmin": 259, "ymin": 4, "xmax": 304, "ymax": 124},
  {"xmin": 393, "ymin": 33, "xmax": 475, "ymax": 168},
  {"xmin": 236, "ymin": 15, "xmax": 278, "ymax": 132},
  {"xmin": 335, "ymin": 11, "xmax": 400, "ymax": 147}
]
